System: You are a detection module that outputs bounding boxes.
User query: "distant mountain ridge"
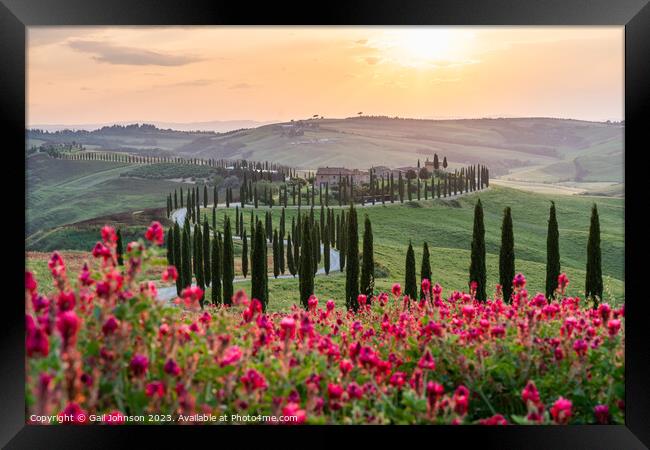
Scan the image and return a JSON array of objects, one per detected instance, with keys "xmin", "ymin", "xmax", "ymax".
[{"xmin": 29, "ymin": 119, "xmax": 276, "ymax": 133}]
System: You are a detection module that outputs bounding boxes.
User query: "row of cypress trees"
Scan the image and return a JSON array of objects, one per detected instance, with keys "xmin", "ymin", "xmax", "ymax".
[
  {"xmin": 463, "ymin": 200, "xmax": 603, "ymax": 304},
  {"xmin": 397, "ymin": 200, "xmax": 602, "ymax": 305}
]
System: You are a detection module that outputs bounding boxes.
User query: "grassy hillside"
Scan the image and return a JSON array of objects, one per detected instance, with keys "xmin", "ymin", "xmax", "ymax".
[
  {"xmin": 200, "ymin": 185, "xmax": 623, "ymax": 311},
  {"xmin": 26, "ymin": 154, "xmax": 194, "ymax": 236},
  {"xmin": 28, "ymin": 118, "xmax": 624, "ymax": 185}
]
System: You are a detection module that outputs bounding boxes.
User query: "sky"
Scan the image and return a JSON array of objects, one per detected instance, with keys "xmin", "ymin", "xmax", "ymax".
[{"xmin": 27, "ymin": 26, "xmax": 624, "ymax": 126}]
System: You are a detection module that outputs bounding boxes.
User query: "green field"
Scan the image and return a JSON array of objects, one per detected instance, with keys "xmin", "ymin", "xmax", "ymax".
[
  {"xmin": 26, "ymin": 154, "xmax": 195, "ymax": 236},
  {"xmin": 198, "ymin": 185, "xmax": 624, "ymax": 311}
]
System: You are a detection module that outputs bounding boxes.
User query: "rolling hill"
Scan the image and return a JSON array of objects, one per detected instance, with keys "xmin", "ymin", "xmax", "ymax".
[{"xmin": 27, "ymin": 117, "xmax": 624, "ymax": 186}]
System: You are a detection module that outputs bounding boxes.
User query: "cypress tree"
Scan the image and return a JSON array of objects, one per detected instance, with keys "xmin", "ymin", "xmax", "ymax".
[
  {"xmin": 222, "ymin": 216, "xmax": 234, "ymax": 305},
  {"xmin": 420, "ymin": 242, "xmax": 432, "ymax": 299},
  {"xmin": 273, "ymin": 229, "xmax": 280, "ymax": 278},
  {"xmin": 499, "ymin": 207, "xmax": 515, "ymax": 302},
  {"xmin": 116, "ymin": 228, "xmax": 124, "ymax": 266},
  {"xmin": 167, "ymin": 225, "xmax": 174, "ymax": 264},
  {"xmin": 585, "ymin": 204, "xmax": 603, "ymax": 305},
  {"xmin": 345, "ymin": 204, "xmax": 359, "ymax": 310},
  {"xmin": 298, "ymin": 219, "xmax": 314, "ymax": 308},
  {"xmin": 323, "ymin": 223, "xmax": 330, "ymax": 275},
  {"xmin": 203, "ymin": 219, "xmax": 211, "ymax": 286},
  {"xmin": 405, "ymin": 241, "xmax": 417, "ymax": 300},
  {"xmin": 242, "ymin": 229, "xmax": 249, "ymax": 278},
  {"xmin": 545, "ymin": 202, "xmax": 561, "ymax": 298},
  {"xmin": 173, "ymin": 223, "xmax": 182, "ymax": 295},
  {"xmin": 287, "ymin": 233, "xmax": 296, "ymax": 276},
  {"xmin": 203, "ymin": 184, "xmax": 208, "ymax": 208},
  {"xmin": 251, "ymin": 220, "xmax": 268, "ymax": 309},
  {"xmin": 211, "ymin": 232, "xmax": 222, "ymax": 304},
  {"xmin": 181, "ymin": 227, "xmax": 191, "ymax": 289},
  {"xmin": 194, "ymin": 224, "xmax": 204, "ymax": 302},
  {"xmin": 469, "ymin": 199, "xmax": 487, "ymax": 301},
  {"xmin": 360, "ymin": 215, "xmax": 374, "ymax": 298}
]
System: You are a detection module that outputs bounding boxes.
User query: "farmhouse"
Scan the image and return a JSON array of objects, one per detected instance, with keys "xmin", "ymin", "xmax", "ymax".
[{"xmin": 315, "ymin": 167, "xmax": 369, "ymax": 186}]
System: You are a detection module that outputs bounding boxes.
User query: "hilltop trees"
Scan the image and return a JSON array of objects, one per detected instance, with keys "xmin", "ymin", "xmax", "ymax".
[
  {"xmin": 420, "ymin": 242, "xmax": 432, "ymax": 299},
  {"xmin": 545, "ymin": 202, "xmax": 561, "ymax": 298},
  {"xmin": 499, "ymin": 207, "xmax": 515, "ymax": 302},
  {"xmin": 360, "ymin": 215, "xmax": 374, "ymax": 298},
  {"xmin": 345, "ymin": 204, "xmax": 359, "ymax": 311},
  {"xmin": 222, "ymin": 216, "xmax": 234, "ymax": 305},
  {"xmin": 585, "ymin": 204, "xmax": 603, "ymax": 305},
  {"xmin": 405, "ymin": 241, "xmax": 417, "ymax": 300},
  {"xmin": 469, "ymin": 199, "xmax": 487, "ymax": 301}
]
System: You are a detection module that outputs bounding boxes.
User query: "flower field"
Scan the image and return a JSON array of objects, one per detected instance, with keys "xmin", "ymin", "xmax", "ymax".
[{"xmin": 25, "ymin": 223, "xmax": 624, "ymax": 425}]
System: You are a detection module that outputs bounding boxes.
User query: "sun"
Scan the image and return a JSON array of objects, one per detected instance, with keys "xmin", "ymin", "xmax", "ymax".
[{"xmin": 370, "ymin": 28, "xmax": 477, "ymax": 68}]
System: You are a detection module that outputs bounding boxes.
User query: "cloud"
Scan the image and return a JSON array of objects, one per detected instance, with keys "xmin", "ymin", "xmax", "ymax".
[
  {"xmin": 229, "ymin": 83, "xmax": 254, "ymax": 90},
  {"xmin": 67, "ymin": 40, "xmax": 202, "ymax": 66},
  {"xmin": 364, "ymin": 56, "xmax": 381, "ymax": 65},
  {"xmin": 167, "ymin": 79, "xmax": 220, "ymax": 87},
  {"xmin": 355, "ymin": 39, "xmax": 368, "ymax": 45}
]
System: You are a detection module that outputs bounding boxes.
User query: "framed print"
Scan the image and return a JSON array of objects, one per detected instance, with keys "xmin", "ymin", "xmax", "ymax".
[{"xmin": 1, "ymin": 0, "xmax": 649, "ymax": 448}]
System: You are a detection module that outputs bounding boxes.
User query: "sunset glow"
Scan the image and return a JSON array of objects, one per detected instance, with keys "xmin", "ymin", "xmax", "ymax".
[{"xmin": 27, "ymin": 26, "xmax": 623, "ymax": 126}]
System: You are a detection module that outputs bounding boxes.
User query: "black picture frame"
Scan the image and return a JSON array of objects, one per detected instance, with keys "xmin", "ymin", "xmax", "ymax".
[{"xmin": 2, "ymin": 0, "xmax": 648, "ymax": 448}]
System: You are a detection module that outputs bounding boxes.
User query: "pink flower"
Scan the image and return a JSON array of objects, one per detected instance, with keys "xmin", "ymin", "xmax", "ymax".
[
  {"xmin": 241, "ymin": 369, "xmax": 267, "ymax": 392},
  {"xmin": 280, "ymin": 317, "xmax": 296, "ymax": 339},
  {"xmin": 56, "ymin": 310, "xmax": 80, "ymax": 349},
  {"xmin": 145, "ymin": 221, "xmax": 164, "ymax": 245},
  {"xmin": 340, "ymin": 359, "xmax": 354, "ymax": 374},
  {"xmin": 347, "ymin": 382, "xmax": 363, "ymax": 400},
  {"xmin": 573, "ymin": 339, "xmax": 588, "ymax": 356},
  {"xmin": 557, "ymin": 273, "xmax": 569, "ymax": 293},
  {"xmin": 417, "ymin": 349, "xmax": 436, "ymax": 370},
  {"xmin": 389, "ymin": 372, "xmax": 407, "ymax": 388},
  {"xmin": 164, "ymin": 358, "xmax": 181, "ymax": 376},
  {"xmin": 59, "ymin": 403, "xmax": 87, "ymax": 424},
  {"xmin": 421, "ymin": 278, "xmax": 431, "ymax": 295},
  {"xmin": 281, "ymin": 402, "xmax": 307, "ymax": 424},
  {"xmin": 129, "ymin": 354, "xmax": 149, "ymax": 377},
  {"xmin": 328, "ymin": 383, "xmax": 344, "ymax": 399},
  {"xmin": 521, "ymin": 381, "xmax": 540, "ymax": 405},
  {"xmin": 48, "ymin": 252, "xmax": 66, "ymax": 277},
  {"xmin": 550, "ymin": 397, "xmax": 572, "ymax": 424},
  {"xmin": 145, "ymin": 381, "xmax": 165, "ymax": 398},
  {"xmin": 25, "ymin": 271, "xmax": 38, "ymax": 293},
  {"xmin": 102, "ymin": 316, "xmax": 119, "ymax": 335},
  {"xmin": 326, "ymin": 299, "xmax": 335, "ymax": 311},
  {"xmin": 220, "ymin": 346, "xmax": 243, "ymax": 367},
  {"xmin": 453, "ymin": 385, "xmax": 470, "ymax": 415},
  {"xmin": 594, "ymin": 404, "xmax": 609, "ymax": 424},
  {"xmin": 92, "ymin": 242, "xmax": 112, "ymax": 259},
  {"xmin": 308, "ymin": 295, "xmax": 319, "ymax": 310},
  {"xmin": 598, "ymin": 303, "xmax": 612, "ymax": 321},
  {"xmin": 607, "ymin": 319, "xmax": 621, "ymax": 337},
  {"xmin": 26, "ymin": 323, "xmax": 49, "ymax": 357},
  {"xmin": 513, "ymin": 273, "xmax": 527, "ymax": 289},
  {"xmin": 162, "ymin": 266, "xmax": 178, "ymax": 282},
  {"xmin": 391, "ymin": 283, "xmax": 402, "ymax": 298},
  {"xmin": 479, "ymin": 414, "xmax": 508, "ymax": 425},
  {"xmin": 101, "ymin": 226, "xmax": 117, "ymax": 244},
  {"xmin": 357, "ymin": 294, "xmax": 367, "ymax": 307},
  {"xmin": 104, "ymin": 410, "xmax": 125, "ymax": 425}
]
